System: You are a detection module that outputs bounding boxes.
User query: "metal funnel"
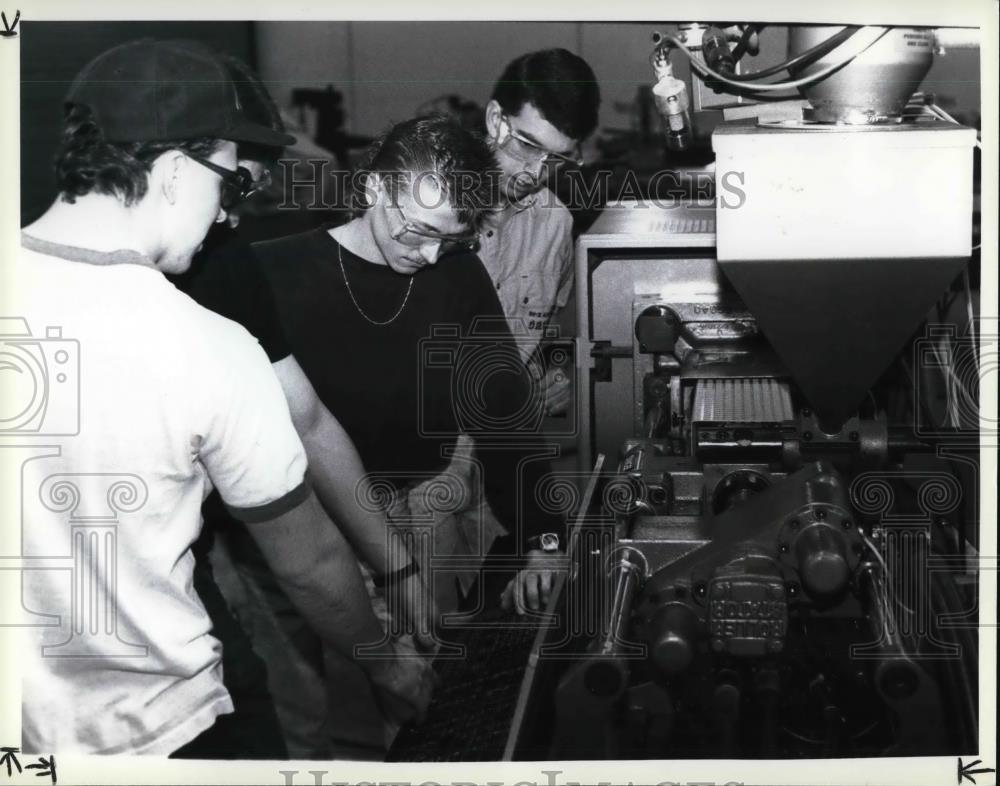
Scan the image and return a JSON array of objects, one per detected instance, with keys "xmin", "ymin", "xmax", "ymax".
[
  {"xmin": 789, "ymin": 26, "xmax": 935, "ymax": 125},
  {"xmin": 718, "ymin": 256, "xmax": 967, "ymax": 431},
  {"xmin": 712, "ymin": 120, "xmax": 976, "ymax": 433}
]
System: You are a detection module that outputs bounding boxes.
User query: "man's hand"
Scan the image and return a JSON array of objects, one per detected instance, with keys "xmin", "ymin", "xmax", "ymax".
[
  {"xmin": 364, "ymin": 638, "xmax": 437, "ymax": 727},
  {"xmin": 540, "ymin": 366, "xmax": 571, "ymax": 417},
  {"xmin": 500, "ymin": 548, "xmax": 565, "ymax": 614},
  {"xmin": 391, "ymin": 570, "xmax": 439, "ymax": 652}
]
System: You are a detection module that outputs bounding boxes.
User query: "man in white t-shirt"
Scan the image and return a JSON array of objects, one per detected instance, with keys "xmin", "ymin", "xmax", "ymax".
[{"xmin": 16, "ymin": 38, "xmax": 432, "ymax": 756}]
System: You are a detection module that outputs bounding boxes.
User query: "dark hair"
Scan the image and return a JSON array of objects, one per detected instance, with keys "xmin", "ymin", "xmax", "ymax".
[
  {"xmin": 355, "ymin": 115, "xmax": 498, "ymax": 228},
  {"xmin": 55, "ymin": 102, "xmax": 222, "ymax": 206},
  {"xmin": 219, "ymin": 53, "xmax": 286, "ymax": 165},
  {"xmin": 492, "ymin": 48, "xmax": 600, "ymax": 141}
]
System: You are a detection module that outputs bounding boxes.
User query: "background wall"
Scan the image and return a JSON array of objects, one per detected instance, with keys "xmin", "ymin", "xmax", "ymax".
[
  {"xmin": 255, "ymin": 21, "xmax": 982, "ymax": 138},
  {"xmin": 19, "ymin": 21, "xmax": 982, "ymax": 224},
  {"xmin": 257, "ymin": 22, "xmax": 580, "ymax": 137}
]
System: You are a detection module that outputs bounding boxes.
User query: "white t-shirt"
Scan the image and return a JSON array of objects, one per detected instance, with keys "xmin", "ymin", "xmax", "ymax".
[
  {"xmin": 17, "ymin": 239, "xmax": 309, "ymax": 755},
  {"xmin": 476, "ymin": 188, "xmax": 574, "ymax": 364}
]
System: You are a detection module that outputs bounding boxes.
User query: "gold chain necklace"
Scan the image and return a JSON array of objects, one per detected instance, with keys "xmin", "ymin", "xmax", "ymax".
[{"xmin": 337, "ymin": 242, "xmax": 413, "ymax": 326}]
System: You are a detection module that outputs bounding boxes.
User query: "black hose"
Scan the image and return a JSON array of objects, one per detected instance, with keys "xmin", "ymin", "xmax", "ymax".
[
  {"xmin": 730, "ymin": 24, "xmax": 761, "ymax": 61},
  {"xmin": 728, "ymin": 25, "xmax": 862, "ymax": 82}
]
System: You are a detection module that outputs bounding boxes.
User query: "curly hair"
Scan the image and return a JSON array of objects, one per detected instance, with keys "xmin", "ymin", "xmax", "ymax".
[
  {"xmin": 353, "ymin": 115, "xmax": 500, "ymax": 228},
  {"xmin": 55, "ymin": 103, "xmax": 223, "ymax": 207},
  {"xmin": 492, "ymin": 48, "xmax": 600, "ymax": 142}
]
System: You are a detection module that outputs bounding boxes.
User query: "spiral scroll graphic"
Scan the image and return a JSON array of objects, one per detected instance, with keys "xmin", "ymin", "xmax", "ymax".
[
  {"xmin": 536, "ymin": 474, "xmax": 582, "ymax": 516},
  {"xmin": 602, "ymin": 476, "xmax": 642, "ymax": 516},
  {"xmin": 916, "ymin": 474, "xmax": 962, "ymax": 515},
  {"xmin": 106, "ymin": 476, "xmax": 148, "ymax": 514},
  {"xmin": 356, "ymin": 476, "xmax": 398, "ymax": 513},
  {"xmin": 850, "ymin": 474, "xmax": 896, "ymax": 517},
  {"xmin": 39, "ymin": 477, "xmax": 81, "ymax": 514},
  {"xmin": 423, "ymin": 472, "xmax": 468, "ymax": 515}
]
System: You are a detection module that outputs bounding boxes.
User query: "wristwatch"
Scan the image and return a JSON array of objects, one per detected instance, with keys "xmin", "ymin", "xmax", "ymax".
[{"xmin": 526, "ymin": 532, "xmax": 561, "ymax": 553}]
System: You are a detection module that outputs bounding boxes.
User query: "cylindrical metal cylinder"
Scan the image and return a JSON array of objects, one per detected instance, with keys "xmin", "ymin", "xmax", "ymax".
[
  {"xmin": 649, "ymin": 602, "xmax": 700, "ymax": 675},
  {"xmin": 796, "ymin": 524, "xmax": 851, "ymax": 599},
  {"xmin": 598, "ymin": 547, "xmax": 644, "ymax": 658}
]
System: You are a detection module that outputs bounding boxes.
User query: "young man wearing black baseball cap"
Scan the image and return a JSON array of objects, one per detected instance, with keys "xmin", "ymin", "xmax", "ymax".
[{"xmin": 18, "ymin": 38, "xmax": 433, "ymax": 756}]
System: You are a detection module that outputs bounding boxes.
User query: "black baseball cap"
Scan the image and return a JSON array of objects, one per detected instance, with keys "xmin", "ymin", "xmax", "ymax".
[{"xmin": 66, "ymin": 38, "xmax": 295, "ymax": 147}]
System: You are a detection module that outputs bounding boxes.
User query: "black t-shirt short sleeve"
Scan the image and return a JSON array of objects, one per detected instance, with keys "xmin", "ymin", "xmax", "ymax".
[
  {"xmin": 251, "ymin": 227, "xmax": 565, "ymax": 550},
  {"xmin": 174, "ymin": 231, "xmax": 292, "ymax": 364}
]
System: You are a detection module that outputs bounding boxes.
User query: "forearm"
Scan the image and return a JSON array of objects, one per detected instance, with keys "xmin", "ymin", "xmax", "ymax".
[{"xmin": 247, "ymin": 493, "xmax": 393, "ymax": 666}]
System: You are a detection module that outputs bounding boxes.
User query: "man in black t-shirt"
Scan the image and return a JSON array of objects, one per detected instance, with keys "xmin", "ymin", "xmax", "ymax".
[
  {"xmin": 175, "ymin": 57, "xmax": 440, "ymax": 758},
  {"xmin": 251, "ymin": 116, "xmax": 567, "ymax": 602},
  {"xmin": 190, "ymin": 115, "xmax": 568, "ymax": 753}
]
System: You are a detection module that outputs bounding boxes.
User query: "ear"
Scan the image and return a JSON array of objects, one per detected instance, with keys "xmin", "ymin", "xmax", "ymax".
[
  {"xmin": 485, "ymin": 100, "xmax": 504, "ymax": 140},
  {"xmin": 151, "ymin": 150, "xmax": 185, "ymax": 206}
]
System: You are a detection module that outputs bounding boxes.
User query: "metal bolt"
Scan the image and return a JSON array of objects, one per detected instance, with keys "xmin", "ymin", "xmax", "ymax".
[
  {"xmin": 803, "ymin": 431, "xmax": 813, "ymax": 441},
  {"xmin": 816, "ymin": 509, "xmax": 827, "ymax": 520},
  {"xmin": 789, "ymin": 519, "xmax": 800, "ymax": 530},
  {"xmin": 779, "ymin": 542, "xmax": 789, "ymax": 553},
  {"xmin": 695, "ymin": 583, "xmax": 707, "ymax": 598},
  {"xmin": 786, "ymin": 583, "xmax": 799, "ymax": 597},
  {"xmin": 842, "ymin": 519, "xmax": 853, "ymax": 529}
]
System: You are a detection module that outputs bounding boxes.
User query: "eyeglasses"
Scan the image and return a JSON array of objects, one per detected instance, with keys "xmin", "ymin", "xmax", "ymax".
[
  {"xmin": 188, "ymin": 156, "xmax": 269, "ymax": 210},
  {"xmin": 384, "ymin": 191, "xmax": 479, "ymax": 253},
  {"xmin": 499, "ymin": 115, "xmax": 584, "ymax": 168}
]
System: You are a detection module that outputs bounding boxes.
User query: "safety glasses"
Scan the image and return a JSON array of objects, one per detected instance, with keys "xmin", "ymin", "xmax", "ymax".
[
  {"xmin": 384, "ymin": 189, "xmax": 479, "ymax": 252},
  {"xmin": 499, "ymin": 115, "xmax": 584, "ymax": 168},
  {"xmin": 188, "ymin": 156, "xmax": 270, "ymax": 210}
]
